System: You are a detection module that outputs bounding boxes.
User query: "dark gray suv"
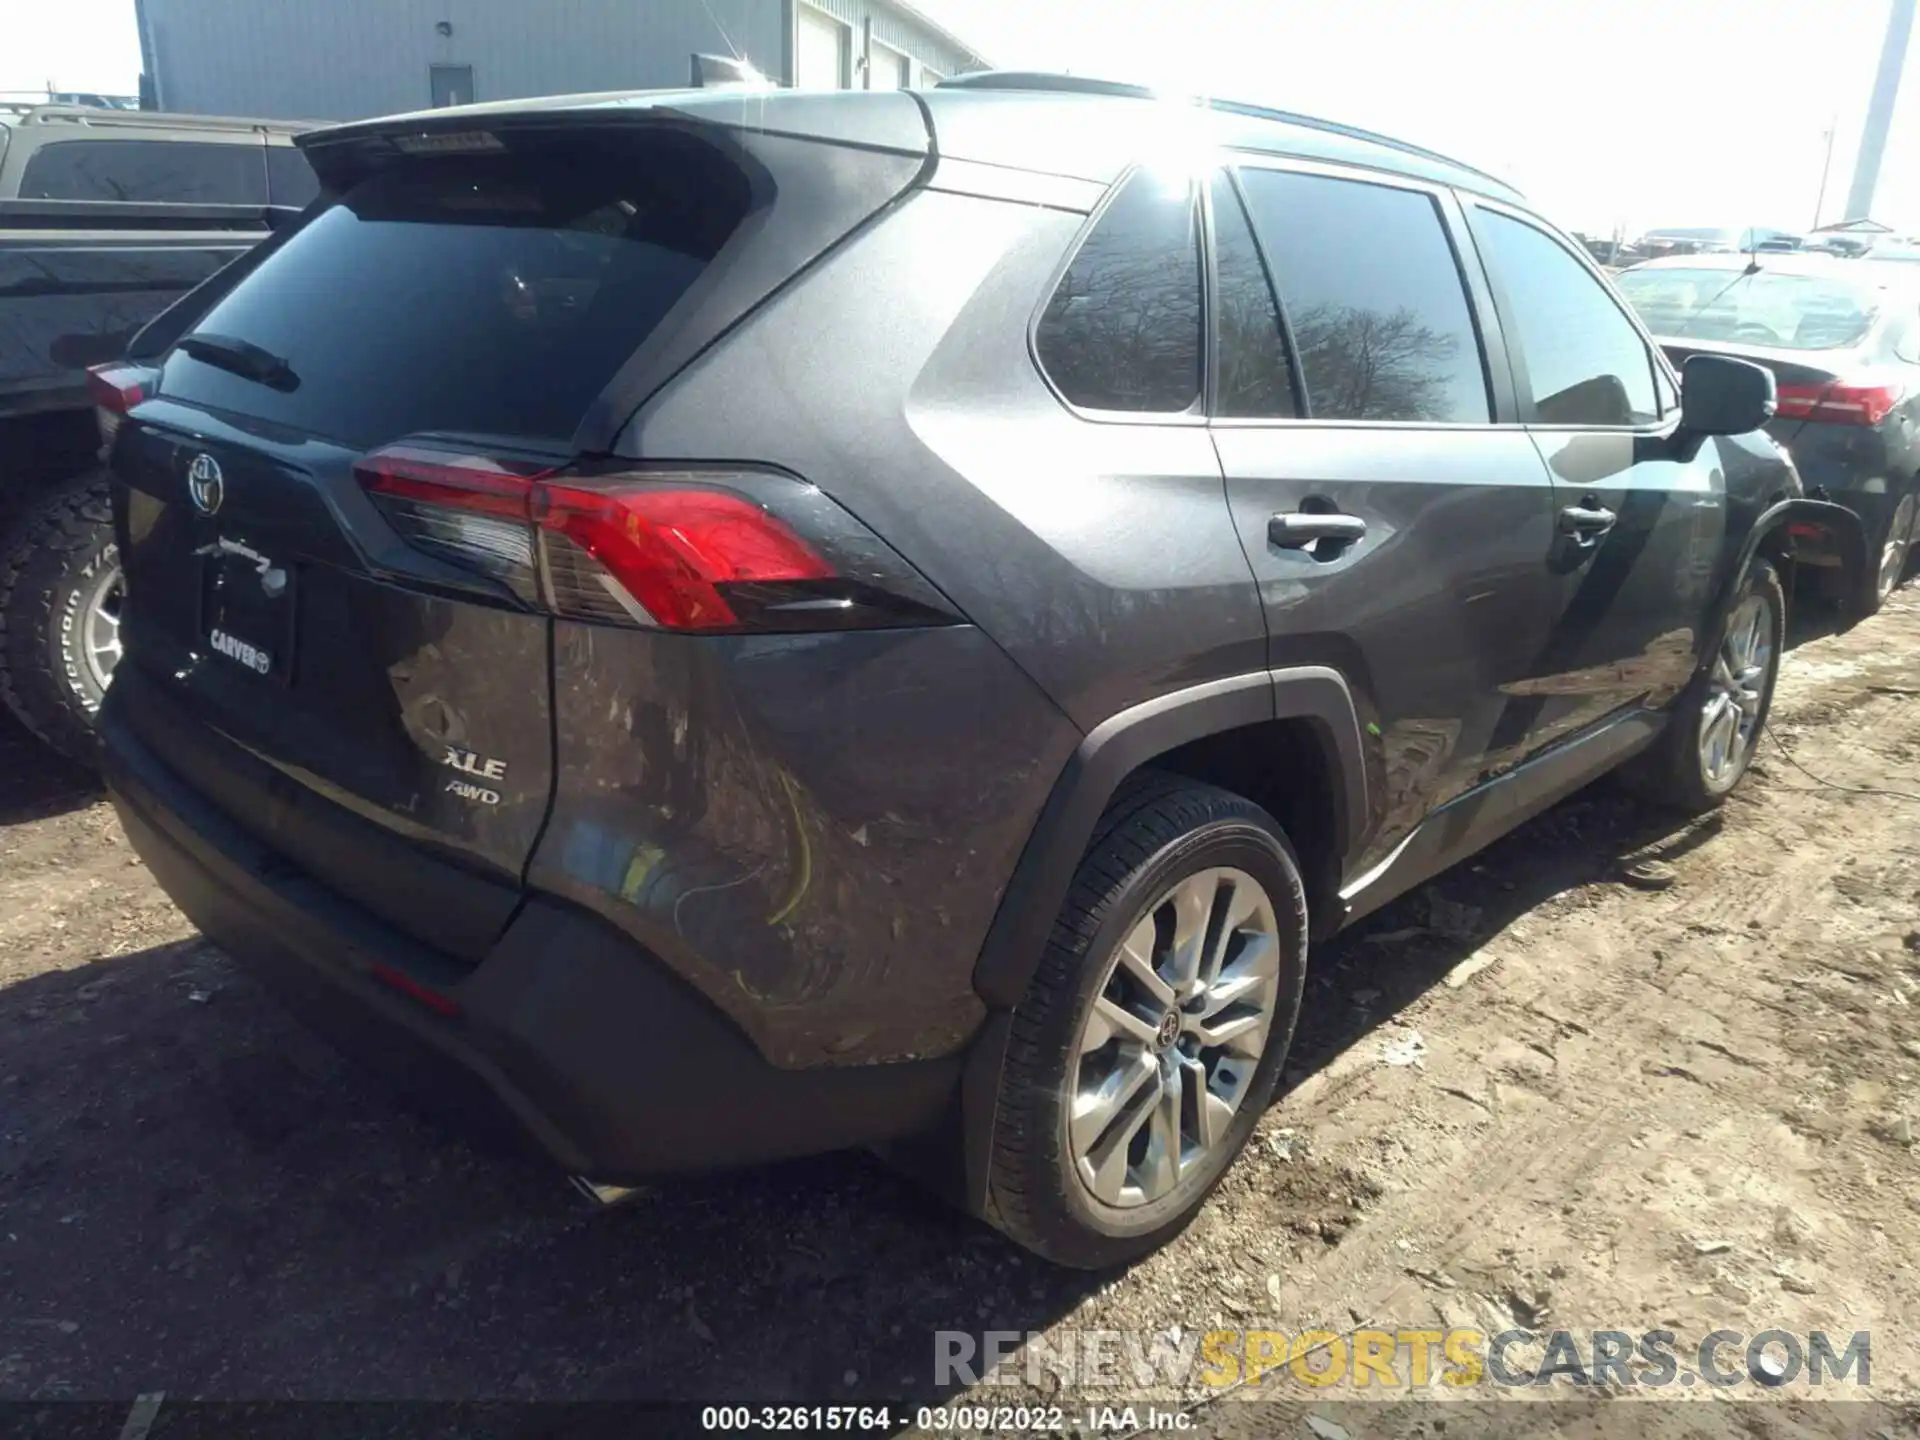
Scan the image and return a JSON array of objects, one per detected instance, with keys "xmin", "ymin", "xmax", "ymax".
[{"xmin": 97, "ymin": 74, "xmax": 1864, "ymax": 1268}]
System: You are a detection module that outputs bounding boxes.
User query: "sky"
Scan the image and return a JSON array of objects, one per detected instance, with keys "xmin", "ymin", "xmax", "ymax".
[
  {"xmin": 912, "ymin": 0, "xmax": 1919, "ymax": 235},
  {"xmin": 4, "ymin": 0, "xmax": 1915, "ymax": 235}
]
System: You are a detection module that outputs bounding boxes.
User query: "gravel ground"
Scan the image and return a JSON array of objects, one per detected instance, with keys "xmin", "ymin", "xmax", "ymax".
[{"xmin": 2, "ymin": 592, "xmax": 1920, "ymax": 1435}]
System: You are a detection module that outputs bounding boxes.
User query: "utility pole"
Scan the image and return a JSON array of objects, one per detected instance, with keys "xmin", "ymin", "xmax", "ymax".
[
  {"xmin": 1845, "ymin": 0, "xmax": 1916, "ymax": 223},
  {"xmin": 1813, "ymin": 117, "xmax": 1837, "ymax": 229}
]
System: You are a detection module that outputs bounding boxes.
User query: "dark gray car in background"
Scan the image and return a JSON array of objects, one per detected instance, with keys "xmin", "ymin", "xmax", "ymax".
[
  {"xmin": 1616, "ymin": 252, "xmax": 1920, "ymax": 613},
  {"xmin": 96, "ymin": 74, "xmax": 1862, "ymax": 1267}
]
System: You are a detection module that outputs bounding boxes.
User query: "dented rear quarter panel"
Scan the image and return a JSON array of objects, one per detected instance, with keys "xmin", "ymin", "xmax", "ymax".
[{"xmin": 527, "ymin": 621, "xmax": 1077, "ymax": 1070}]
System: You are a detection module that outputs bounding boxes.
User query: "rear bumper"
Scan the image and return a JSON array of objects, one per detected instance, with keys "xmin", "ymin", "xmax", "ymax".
[
  {"xmin": 1772, "ymin": 423, "xmax": 1912, "ymax": 544},
  {"xmin": 102, "ymin": 694, "xmax": 963, "ymax": 1183}
]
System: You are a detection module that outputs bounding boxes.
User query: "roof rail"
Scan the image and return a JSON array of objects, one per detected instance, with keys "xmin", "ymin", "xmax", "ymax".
[
  {"xmin": 935, "ymin": 71, "xmax": 1516, "ymax": 193},
  {"xmin": 0, "ymin": 90, "xmax": 141, "ymax": 111},
  {"xmin": 7, "ymin": 104, "xmax": 312, "ymax": 134}
]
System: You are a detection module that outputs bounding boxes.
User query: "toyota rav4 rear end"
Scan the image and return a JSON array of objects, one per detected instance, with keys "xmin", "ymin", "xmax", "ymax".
[{"xmin": 100, "ymin": 90, "xmax": 1079, "ymax": 1183}]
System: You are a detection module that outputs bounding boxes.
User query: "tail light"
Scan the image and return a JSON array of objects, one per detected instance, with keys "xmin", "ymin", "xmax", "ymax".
[
  {"xmin": 1775, "ymin": 379, "xmax": 1905, "ymax": 427},
  {"xmin": 367, "ymin": 962, "xmax": 461, "ymax": 1018},
  {"xmin": 85, "ymin": 362, "xmax": 158, "ymax": 448},
  {"xmin": 355, "ymin": 441, "xmax": 957, "ymax": 633}
]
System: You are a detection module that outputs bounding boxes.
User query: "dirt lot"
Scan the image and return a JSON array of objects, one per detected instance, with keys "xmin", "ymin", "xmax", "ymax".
[{"xmin": 3, "ymin": 591, "xmax": 1920, "ymax": 1432}]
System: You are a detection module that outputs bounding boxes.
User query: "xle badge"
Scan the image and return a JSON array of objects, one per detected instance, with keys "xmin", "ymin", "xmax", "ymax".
[
  {"xmin": 442, "ymin": 746, "xmax": 507, "ymax": 782},
  {"xmin": 442, "ymin": 746, "xmax": 506, "ymax": 807}
]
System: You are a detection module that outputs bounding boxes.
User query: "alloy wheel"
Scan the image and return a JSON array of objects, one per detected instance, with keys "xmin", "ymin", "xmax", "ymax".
[
  {"xmin": 1877, "ymin": 493, "xmax": 1918, "ymax": 600},
  {"xmin": 80, "ymin": 565, "xmax": 125, "ymax": 697},
  {"xmin": 1069, "ymin": 866, "xmax": 1281, "ymax": 1209},
  {"xmin": 1698, "ymin": 593, "xmax": 1772, "ymax": 788}
]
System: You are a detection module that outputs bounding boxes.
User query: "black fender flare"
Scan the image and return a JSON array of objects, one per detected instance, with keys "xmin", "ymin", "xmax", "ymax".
[
  {"xmin": 1731, "ymin": 496, "xmax": 1867, "ymax": 610},
  {"xmin": 957, "ymin": 665, "xmax": 1369, "ymax": 1215}
]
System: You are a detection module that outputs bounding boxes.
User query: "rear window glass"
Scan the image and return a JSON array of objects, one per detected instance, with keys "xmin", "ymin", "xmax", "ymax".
[
  {"xmin": 1614, "ymin": 267, "xmax": 1880, "ymax": 351},
  {"xmin": 19, "ymin": 139, "xmax": 265, "ymax": 203},
  {"xmin": 157, "ymin": 132, "xmax": 751, "ymax": 449}
]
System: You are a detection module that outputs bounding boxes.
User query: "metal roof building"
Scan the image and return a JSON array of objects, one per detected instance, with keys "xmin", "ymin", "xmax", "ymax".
[{"xmin": 133, "ymin": 0, "xmax": 987, "ymax": 122}]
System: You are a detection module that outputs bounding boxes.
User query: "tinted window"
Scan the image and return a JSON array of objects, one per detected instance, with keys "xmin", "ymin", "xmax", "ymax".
[
  {"xmin": 266, "ymin": 146, "xmax": 320, "ymax": 208},
  {"xmin": 1478, "ymin": 211, "xmax": 1658, "ymax": 426},
  {"xmin": 1211, "ymin": 173, "xmax": 1296, "ymax": 418},
  {"xmin": 158, "ymin": 131, "xmax": 751, "ymax": 449},
  {"xmin": 1613, "ymin": 265, "xmax": 1880, "ymax": 352},
  {"xmin": 1036, "ymin": 170, "xmax": 1202, "ymax": 413},
  {"xmin": 19, "ymin": 139, "xmax": 264, "ymax": 203},
  {"xmin": 1236, "ymin": 168, "xmax": 1488, "ymax": 424}
]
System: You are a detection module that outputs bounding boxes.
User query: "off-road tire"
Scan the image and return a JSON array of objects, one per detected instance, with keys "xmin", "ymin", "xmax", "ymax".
[
  {"xmin": 984, "ymin": 776, "xmax": 1309, "ymax": 1269},
  {"xmin": 1620, "ymin": 557, "xmax": 1785, "ymax": 814},
  {"xmin": 0, "ymin": 471, "xmax": 118, "ymax": 765}
]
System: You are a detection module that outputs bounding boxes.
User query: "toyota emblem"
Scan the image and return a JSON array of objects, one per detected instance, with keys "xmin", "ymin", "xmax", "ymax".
[{"xmin": 186, "ymin": 453, "xmax": 224, "ymax": 516}]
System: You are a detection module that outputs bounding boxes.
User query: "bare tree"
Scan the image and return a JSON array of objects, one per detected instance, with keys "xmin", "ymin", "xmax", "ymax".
[{"xmin": 1289, "ymin": 303, "xmax": 1462, "ymax": 422}]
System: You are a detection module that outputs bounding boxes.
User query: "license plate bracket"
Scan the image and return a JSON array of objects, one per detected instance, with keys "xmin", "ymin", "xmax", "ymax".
[{"xmin": 197, "ymin": 536, "xmax": 296, "ymax": 685}]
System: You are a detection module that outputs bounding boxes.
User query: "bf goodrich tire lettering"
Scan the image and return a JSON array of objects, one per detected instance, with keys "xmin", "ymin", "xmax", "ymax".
[
  {"xmin": 0, "ymin": 472, "xmax": 120, "ymax": 764},
  {"xmin": 985, "ymin": 777, "xmax": 1309, "ymax": 1269}
]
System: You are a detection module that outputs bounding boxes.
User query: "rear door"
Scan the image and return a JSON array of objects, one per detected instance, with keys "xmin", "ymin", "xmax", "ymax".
[
  {"xmin": 112, "ymin": 127, "xmax": 759, "ymax": 953},
  {"xmin": 1463, "ymin": 201, "xmax": 1724, "ymax": 745},
  {"xmin": 1208, "ymin": 161, "xmax": 1564, "ymax": 870}
]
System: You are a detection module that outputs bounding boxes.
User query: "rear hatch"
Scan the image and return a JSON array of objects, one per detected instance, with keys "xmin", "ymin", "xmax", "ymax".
[{"xmin": 111, "ymin": 103, "xmax": 930, "ymax": 963}]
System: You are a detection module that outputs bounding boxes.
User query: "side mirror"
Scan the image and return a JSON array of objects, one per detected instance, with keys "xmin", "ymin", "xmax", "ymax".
[{"xmin": 1680, "ymin": 353, "xmax": 1776, "ymax": 436}]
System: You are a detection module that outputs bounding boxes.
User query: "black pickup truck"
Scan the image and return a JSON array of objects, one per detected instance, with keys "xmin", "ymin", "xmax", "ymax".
[{"xmin": 0, "ymin": 101, "xmax": 312, "ymax": 761}]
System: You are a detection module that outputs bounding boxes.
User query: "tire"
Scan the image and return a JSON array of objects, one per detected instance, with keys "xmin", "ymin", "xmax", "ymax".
[
  {"xmin": 0, "ymin": 471, "xmax": 121, "ymax": 766},
  {"xmin": 1620, "ymin": 557, "xmax": 1785, "ymax": 814},
  {"xmin": 985, "ymin": 776, "xmax": 1309, "ymax": 1269},
  {"xmin": 1820, "ymin": 486, "xmax": 1916, "ymax": 618}
]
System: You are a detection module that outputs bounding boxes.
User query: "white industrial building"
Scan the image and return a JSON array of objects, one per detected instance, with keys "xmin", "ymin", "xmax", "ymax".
[{"xmin": 133, "ymin": 0, "xmax": 988, "ymax": 121}]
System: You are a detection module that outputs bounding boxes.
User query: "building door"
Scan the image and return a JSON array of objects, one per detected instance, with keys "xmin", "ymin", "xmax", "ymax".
[
  {"xmin": 796, "ymin": 7, "xmax": 847, "ymax": 89},
  {"xmin": 868, "ymin": 40, "xmax": 908, "ymax": 89},
  {"xmin": 430, "ymin": 64, "xmax": 475, "ymax": 107}
]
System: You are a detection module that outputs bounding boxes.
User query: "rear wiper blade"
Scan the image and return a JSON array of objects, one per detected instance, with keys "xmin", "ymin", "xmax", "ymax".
[{"xmin": 176, "ymin": 333, "xmax": 300, "ymax": 393}]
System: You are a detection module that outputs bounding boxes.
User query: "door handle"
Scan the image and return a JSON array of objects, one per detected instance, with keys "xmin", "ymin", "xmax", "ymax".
[
  {"xmin": 1269, "ymin": 512, "xmax": 1368, "ymax": 549},
  {"xmin": 1558, "ymin": 503, "xmax": 1617, "ymax": 541}
]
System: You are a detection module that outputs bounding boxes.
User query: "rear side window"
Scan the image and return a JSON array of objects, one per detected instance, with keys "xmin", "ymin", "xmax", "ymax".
[
  {"xmin": 19, "ymin": 139, "xmax": 265, "ymax": 203},
  {"xmin": 1035, "ymin": 170, "xmax": 1202, "ymax": 414},
  {"xmin": 266, "ymin": 146, "xmax": 320, "ymax": 208},
  {"xmin": 1236, "ymin": 168, "xmax": 1489, "ymax": 424},
  {"xmin": 1211, "ymin": 173, "xmax": 1297, "ymax": 418},
  {"xmin": 158, "ymin": 131, "xmax": 751, "ymax": 450},
  {"xmin": 1476, "ymin": 210, "xmax": 1658, "ymax": 426}
]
